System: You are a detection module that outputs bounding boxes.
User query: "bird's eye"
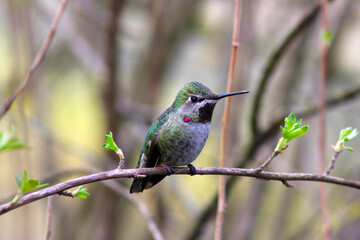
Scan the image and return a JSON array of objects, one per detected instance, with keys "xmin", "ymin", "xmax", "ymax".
[{"xmin": 190, "ymin": 96, "xmax": 198, "ymax": 102}]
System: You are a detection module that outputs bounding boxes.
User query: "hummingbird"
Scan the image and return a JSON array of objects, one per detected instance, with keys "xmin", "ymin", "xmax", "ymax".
[{"xmin": 130, "ymin": 81, "xmax": 249, "ymax": 193}]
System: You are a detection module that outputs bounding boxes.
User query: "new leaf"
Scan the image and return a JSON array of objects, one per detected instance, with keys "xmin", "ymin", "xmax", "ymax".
[
  {"xmin": 12, "ymin": 170, "xmax": 49, "ymax": 203},
  {"xmin": 103, "ymin": 131, "xmax": 120, "ymax": 152},
  {"xmin": 333, "ymin": 127, "xmax": 358, "ymax": 152},
  {"xmin": 275, "ymin": 113, "xmax": 309, "ymax": 152}
]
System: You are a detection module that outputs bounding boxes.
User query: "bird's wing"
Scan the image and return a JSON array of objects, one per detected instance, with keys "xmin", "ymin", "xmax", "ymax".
[
  {"xmin": 136, "ymin": 108, "xmax": 171, "ymax": 168},
  {"xmin": 130, "ymin": 109, "xmax": 171, "ymax": 193}
]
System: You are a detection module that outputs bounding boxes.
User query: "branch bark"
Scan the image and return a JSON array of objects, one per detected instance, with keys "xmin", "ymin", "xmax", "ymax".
[
  {"xmin": 1, "ymin": 166, "xmax": 360, "ymax": 216},
  {"xmin": 324, "ymin": 151, "xmax": 340, "ymax": 176}
]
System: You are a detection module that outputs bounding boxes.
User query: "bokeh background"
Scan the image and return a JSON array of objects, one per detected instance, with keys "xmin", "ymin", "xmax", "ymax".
[{"xmin": 1, "ymin": 0, "xmax": 360, "ymax": 239}]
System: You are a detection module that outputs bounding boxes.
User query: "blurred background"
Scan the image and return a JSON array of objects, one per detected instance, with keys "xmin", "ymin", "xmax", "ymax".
[{"xmin": 1, "ymin": 0, "xmax": 360, "ymax": 239}]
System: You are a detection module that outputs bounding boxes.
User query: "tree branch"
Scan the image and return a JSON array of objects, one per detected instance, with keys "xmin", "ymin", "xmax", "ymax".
[
  {"xmin": 0, "ymin": 0, "xmax": 68, "ymax": 119},
  {"xmin": 324, "ymin": 151, "xmax": 340, "ymax": 176},
  {"xmin": 1, "ymin": 167, "xmax": 360, "ymax": 216},
  {"xmin": 253, "ymin": 151, "xmax": 279, "ymax": 174},
  {"xmin": 215, "ymin": 0, "xmax": 242, "ymax": 239},
  {"xmin": 42, "ymin": 196, "xmax": 54, "ymax": 240}
]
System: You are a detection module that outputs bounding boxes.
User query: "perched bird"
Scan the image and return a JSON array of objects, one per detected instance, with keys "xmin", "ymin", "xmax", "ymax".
[{"xmin": 130, "ymin": 81, "xmax": 248, "ymax": 193}]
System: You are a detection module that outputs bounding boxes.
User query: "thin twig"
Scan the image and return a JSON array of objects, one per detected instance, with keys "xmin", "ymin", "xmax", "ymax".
[
  {"xmin": 0, "ymin": 0, "xmax": 68, "ymax": 120},
  {"xmin": 324, "ymin": 151, "xmax": 340, "ymax": 176},
  {"xmin": 318, "ymin": 0, "xmax": 331, "ymax": 238},
  {"xmin": 281, "ymin": 180, "xmax": 294, "ymax": 188},
  {"xmin": 42, "ymin": 196, "xmax": 54, "ymax": 240},
  {"xmin": 253, "ymin": 151, "xmax": 294, "ymax": 188},
  {"xmin": 1, "ymin": 166, "xmax": 360, "ymax": 216},
  {"xmin": 253, "ymin": 151, "xmax": 279, "ymax": 174},
  {"xmin": 215, "ymin": 0, "xmax": 242, "ymax": 239}
]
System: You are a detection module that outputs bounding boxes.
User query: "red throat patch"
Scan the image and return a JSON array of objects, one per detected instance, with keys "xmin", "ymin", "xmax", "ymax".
[{"xmin": 183, "ymin": 116, "xmax": 191, "ymax": 123}]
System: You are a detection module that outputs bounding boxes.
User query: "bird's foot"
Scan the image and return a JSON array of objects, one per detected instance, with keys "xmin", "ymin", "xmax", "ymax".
[
  {"xmin": 163, "ymin": 164, "xmax": 175, "ymax": 175},
  {"xmin": 187, "ymin": 164, "xmax": 197, "ymax": 176}
]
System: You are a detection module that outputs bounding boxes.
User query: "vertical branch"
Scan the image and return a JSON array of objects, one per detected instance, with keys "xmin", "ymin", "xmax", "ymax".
[
  {"xmin": 318, "ymin": 0, "xmax": 331, "ymax": 239},
  {"xmin": 214, "ymin": 0, "xmax": 242, "ymax": 239},
  {"xmin": 98, "ymin": 1, "xmax": 125, "ymax": 240},
  {"xmin": 43, "ymin": 196, "xmax": 54, "ymax": 240},
  {"xmin": 103, "ymin": 0, "xmax": 122, "ymax": 139},
  {"xmin": 83, "ymin": 1, "xmax": 125, "ymax": 240}
]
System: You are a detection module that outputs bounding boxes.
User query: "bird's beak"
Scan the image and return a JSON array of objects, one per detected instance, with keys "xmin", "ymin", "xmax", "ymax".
[{"xmin": 209, "ymin": 90, "xmax": 249, "ymax": 100}]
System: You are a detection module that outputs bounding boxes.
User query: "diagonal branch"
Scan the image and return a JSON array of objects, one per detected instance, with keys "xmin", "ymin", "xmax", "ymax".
[
  {"xmin": 0, "ymin": 0, "xmax": 68, "ymax": 120},
  {"xmin": 1, "ymin": 166, "xmax": 360, "ymax": 216},
  {"xmin": 250, "ymin": 2, "xmax": 329, "ymax": 137}
]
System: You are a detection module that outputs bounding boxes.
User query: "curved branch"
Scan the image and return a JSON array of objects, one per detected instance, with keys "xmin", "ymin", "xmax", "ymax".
[
  {"xmin": 1, "ymin": 167, "xmax": 359, "ymax": 215},
  {"xmin": 250, "ymin": 3, "xmax": 321, "ymax": 137},
  {"xmin": 0, "ymin": 0, "xmax": 68, "ymax": 119}
]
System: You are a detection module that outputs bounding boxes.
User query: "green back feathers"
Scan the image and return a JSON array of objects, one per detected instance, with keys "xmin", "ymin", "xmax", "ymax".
[
  {"xmin": 139, "ymin": 108, "xmax": 171, "ymax": 158},
  {"xmin": 171, "ymin": 82, "xmax": 214, "ymax": 109}
]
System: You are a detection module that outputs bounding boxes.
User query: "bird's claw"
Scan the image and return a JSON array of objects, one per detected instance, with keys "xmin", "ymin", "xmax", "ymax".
[
  {"xmin": 163, "ymin": 164, "xmax": 175, "ymax": 175},
  {"xmin": 188, "ymin": 164, "xmax": 196, "ymax": 176}
]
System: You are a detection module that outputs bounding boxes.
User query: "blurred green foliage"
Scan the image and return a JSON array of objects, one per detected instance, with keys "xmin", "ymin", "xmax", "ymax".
[{"xmin": 0, "ymin": 126, "xmax": 27, "ymax": 153}]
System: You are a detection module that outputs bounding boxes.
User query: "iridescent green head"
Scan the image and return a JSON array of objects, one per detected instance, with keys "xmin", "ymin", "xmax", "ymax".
[
  {"xmin": 171, "ymin": 82, "xmax": 216, "ymax": 109},
  {"xmin": 172, "ymin": 81, "xmax": 249, "ymax": 108},
  {"xmin": 170, "ymin": 81, "xmax": 249, "ymax": 123}
]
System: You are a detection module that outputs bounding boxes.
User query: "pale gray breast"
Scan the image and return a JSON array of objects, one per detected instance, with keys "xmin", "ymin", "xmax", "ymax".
[{"xmin": 157, "ymin": 116, "xmax": 210, "ymax": 166}]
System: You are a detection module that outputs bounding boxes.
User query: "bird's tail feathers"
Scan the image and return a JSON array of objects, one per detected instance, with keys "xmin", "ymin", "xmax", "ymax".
[{"xmin": 129, "ymin": 175, "xmax": 166, "ymax": 193}]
